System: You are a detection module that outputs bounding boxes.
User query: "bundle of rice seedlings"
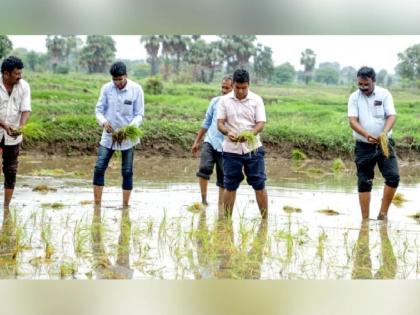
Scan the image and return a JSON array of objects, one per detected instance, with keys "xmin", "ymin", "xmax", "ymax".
[
  {"xmin": 379, "ymin": 132, "xmax": 390, "ymax": 158},
  {"xmin": 187, "ymin": 202, "xmax": 205, "ymax": 213},
  {"xmin": 283, "ymin": 205, "xmax": 302, "ymax": 213},
  {"xmin": 112, "ymin": 125, "xmax": 143, "ymax": 147},
  {"xmin": 392, "ymin": 192, "xmax": 407, "ymax": 206},
  {"xmin": 9, "ymin": 127, "xmax": 22, "ymax": 137},
  {"xmin": 237, "ymin": 130, "xmax": 258, "ymax": 153}
]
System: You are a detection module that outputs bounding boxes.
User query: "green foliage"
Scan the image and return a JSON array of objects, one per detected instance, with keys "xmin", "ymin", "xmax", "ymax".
[
  {"xmin": 300, "ymin": 49, "xmax": 316, "ymax": 85},
  {"xmin": 314, "ymin": 62, "xmax": 340, "ymax": 85},
  {"xmin": 79, "ymin": 35, "xmax": 116, "ymax": 73},
  {"xmin": 273, "ymin": 62, "xmax": 296, "ymax": 84},
  {"xmin": 145, "ymin": 77, "xmax": 164, "ymax": 95},
  {"xmin": 291, "ymin": 149, "xmax": 307, "ymax": 161},
  {"xmin": 396, "ymin": 44, "xmax": 420, "ymax": 83},
  {"xmin": 0, "ymin": 35, "xmax": 13, "ymax": 59},
  {"xmin": 331, "ymin": 158, "xmax": 346, "ymax": 172}
]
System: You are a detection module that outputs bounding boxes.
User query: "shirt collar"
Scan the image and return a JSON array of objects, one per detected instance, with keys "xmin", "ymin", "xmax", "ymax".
[{"xmin": 229, "ymin": 90, "xmax": 255, "ymax": 101}]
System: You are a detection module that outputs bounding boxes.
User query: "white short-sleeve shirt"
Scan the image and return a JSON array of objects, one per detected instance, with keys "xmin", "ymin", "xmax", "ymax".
[
  {"xmin": 217, "ymin": 90, "xmax": 266, "ymax": 154},
  {"xmin": 347, "ymin": 85, "xmax": 396, "ymax": 142},
  {"xmin": 0, "ymin": 77, "xmax": 32, "ymax": 145}
]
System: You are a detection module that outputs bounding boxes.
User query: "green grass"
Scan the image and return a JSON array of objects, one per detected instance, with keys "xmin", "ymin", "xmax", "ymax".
[{"xmin": 22, "ymin": 72, "xmax": 420, "ymax": 155}]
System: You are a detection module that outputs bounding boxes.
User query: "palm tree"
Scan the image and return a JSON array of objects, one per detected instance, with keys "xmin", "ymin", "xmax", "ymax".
[
  {"xmin": 300, "ymin": 48, "xmax": 317, "ymax": 85},
  {"xmin": 140, "ymin": 35, "xmax": 160, "ymax": 76}
]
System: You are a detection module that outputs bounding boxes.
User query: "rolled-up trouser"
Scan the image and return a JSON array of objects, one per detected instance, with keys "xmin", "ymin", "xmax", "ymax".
[
  {"xmin": 93, "ymin": 145, "xmax": 135, "ymax": 190},
  {"xmin": 196, "ymin": 142, "xmax": 224, "ymax": 188},
  {"xmin": 355, "ymin": 139, "xmax": 400, "ymax": 193},
  {"xmin": 0, "ymin": 138, "xmax": 20, "ymax": 189}
]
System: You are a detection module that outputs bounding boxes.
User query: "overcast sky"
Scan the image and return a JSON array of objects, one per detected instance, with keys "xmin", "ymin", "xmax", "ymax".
[{"xmin": 8, "ymin": 35, "xmax": 420, "ymax": 75}]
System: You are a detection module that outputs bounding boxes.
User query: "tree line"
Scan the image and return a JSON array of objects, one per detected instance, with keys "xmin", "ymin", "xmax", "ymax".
[{"xmin": 1, "ymin": 35, "xmax": 420, "ymax": 88}]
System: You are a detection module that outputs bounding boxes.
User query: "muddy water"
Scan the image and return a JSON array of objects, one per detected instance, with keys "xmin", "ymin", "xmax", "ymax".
[{"xmin": 0, "ymin": 155, "xmax": 419, "ymax": 279}]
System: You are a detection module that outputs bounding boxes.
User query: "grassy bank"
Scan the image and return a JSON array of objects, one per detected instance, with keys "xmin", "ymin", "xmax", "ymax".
[{"xmin": 22, "ymin": 72, "xmax": 420, "ymax": 158}]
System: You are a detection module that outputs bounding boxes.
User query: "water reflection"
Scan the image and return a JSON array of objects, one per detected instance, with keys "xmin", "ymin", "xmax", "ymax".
[
  {"xmin": 91, "ymin": 206, "xmax": 133, "ymax": 279},
  {"xmin": 193, "ymin": 211, "xmax": 268, "ymax": 279},
  {"xmin": 0, "ymin": 208, "xmax": 17, "ymax": 279},
  {"xmin": 352, "ymin": 220, "xmax": 396, "ymax": 279}
]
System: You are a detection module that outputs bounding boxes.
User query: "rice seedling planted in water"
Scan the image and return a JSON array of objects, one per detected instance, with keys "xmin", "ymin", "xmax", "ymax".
[
  {"xmin": 379, "ymin": 132, "xmax": 390, "ymax": 158},
  {"xmin": 291, "ymin": 149, "xmax": 307, "ymax": 161},
  {"xmin": 392, "ymin": 193, "xmax": 407, "ymax": 207},
  {"xmin": 331, "ymin": 158, "xmax": 346, "ymax": 173},
  {"xmin": 283, "ymin": 205, "xmax": 302, "ymax": 213}
]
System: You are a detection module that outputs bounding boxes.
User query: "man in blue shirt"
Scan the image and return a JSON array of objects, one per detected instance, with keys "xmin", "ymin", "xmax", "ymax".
[
  {"xmin": 191, "ymin": 76, "xmax": 233, "ymax": 211},
  {"xmin": 93, "ymin": 61, "xmax": 144, "ymax": 207}
]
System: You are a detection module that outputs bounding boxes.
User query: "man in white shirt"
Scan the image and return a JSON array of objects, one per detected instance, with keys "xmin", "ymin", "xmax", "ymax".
[
  {"xmin": 0, "ymin": 56, "xmax": 31, "ymax": 210},
  {"xmin": 348, "ymin": 66, "xmax": 399, "ymax": 220},
  {"xmin": 217, "ymin": 69, "xmax": 268, "ymax": 219}
]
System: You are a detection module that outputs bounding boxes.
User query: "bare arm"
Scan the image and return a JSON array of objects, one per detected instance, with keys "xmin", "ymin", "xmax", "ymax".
[
  {"xmin": 252, "ymin": 121, "xmax": 265, "ymax": 135},
  {"xmin": 349, "ymin": 117, "xmax": 378, "ymax": 144},
  {"xmin": 383, "ymin": 115, "xmax": 396, "ymax": 134},
  {"xmin": 191, "ymin": 127, "xmax": 208, "ymax": 156},
  {"xmin": 19, "ymin": 111, "xmax": 30, "ymax": 128},
  {"xmin": 217, "ymin": 118, "xmax": 237, "ymax": 142}
]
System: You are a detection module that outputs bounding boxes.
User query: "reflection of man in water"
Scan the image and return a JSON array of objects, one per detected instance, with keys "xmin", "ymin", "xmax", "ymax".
[
  {"xmin": 192, "ymin": 212, "xmax": 268, "ymax": 279},
  {"xmin": 352, "ymin": 220, "xmax": 396, "ymax": 279},
  {"xmin": 91, "ymin": 206, "xmax": 133, "ymax": 279},
  {"xmin": 0, "ymin": 207, "xmax": 17, "ymax": 278},
  {"xmin": 191, "ymin": 77, "xmax": 233, "ymax": 211}
]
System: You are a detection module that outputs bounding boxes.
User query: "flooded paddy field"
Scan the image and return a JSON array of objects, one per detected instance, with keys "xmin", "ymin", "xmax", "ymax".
[{"xmin": 1, "ymin": 155, "xmax": 420, "ymax": 279}]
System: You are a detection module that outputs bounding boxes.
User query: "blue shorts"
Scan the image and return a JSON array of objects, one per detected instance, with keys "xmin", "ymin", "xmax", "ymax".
[{"xmin": 222, "ymin": 147, "xmax": 266, "ymax": 191}]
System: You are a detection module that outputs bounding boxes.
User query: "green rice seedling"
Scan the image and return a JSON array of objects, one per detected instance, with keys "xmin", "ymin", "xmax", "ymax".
[
  {"xmin": 392, "ymin": 193, "xmax": 407, "ymax": 207},
  {"xmin": 41, "ymin": 202, "xmax": 65, "ymax": 209},
  {"xmin": 379, "ymin": 132, "xmax": 390, "ymax": 158},
  {"xmin": 291, "ymin": 149, "xmax": 307, "ymax": 161},
  {"xmin": 331, "ymin": 158, "xmax": 346, "ymax": 173},
  {"xmin": 316, "ymin": 230, "xmax": 328, "ymax": 261},
  {"xmin": 187, "ymin": 202, "xmax": 205, "ymax": 213},
  {"xmin": 283, "ymin": 205, "xmax": 302, "ymax": 214},
  {"xmin": 40, "ymin": 218, "xmax": 54, "ymax": 260},
  {"xmin": 317, "ymin": 208, "xmax": 340, "ymax": 216},
  {"xmin": 60, "ymin": 260, "xmax": 77, "ymax": 278},
  {"xmin": 73, "ymin": 219, "xmax": 90, "ymax": 257},
  {"xmin": 112, "ymin": 125, "xmax": 143, "ymax": 147},
  {"xmin": 237, "ymin": 130, "xmax": 257, "ymax": 150}
]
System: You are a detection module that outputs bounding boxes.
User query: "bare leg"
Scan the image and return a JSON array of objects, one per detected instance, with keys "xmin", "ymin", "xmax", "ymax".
[
  {"xmin": 218, "ymin": 187, "xmax": 225, "ymax": 216},
  {"xmin": 224, "ymin": 190, "xmax": 236, "ymax": 218},
  {"xmin": 359, "ymin": 192, "xmax": 370, "ymax": 219},
  {"xmin": 4, "ymin": 188, "xmax": 14, "ymax": 210},
  {"xmin": 122, "ymin": 189, "xmax": 132, "ymax": 207},
  {"xmin": 93, "ymin": 185, "xmax": 104, "ymax": 207},
  {"xmin": 199, "ymin": 177, "xmax": 208, "ymax": 205},
  {"xmin": 377, "ymin": 185, "xmax": 397, "ymax": 220},
  {"xmin": 255, "ymin": 188, "xmax": 268, "ymax": 219}
]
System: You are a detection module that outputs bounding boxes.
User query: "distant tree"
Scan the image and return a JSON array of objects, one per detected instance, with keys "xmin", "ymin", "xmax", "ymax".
[
  {"xmin": 340, "ymin": 66, "xmax": 357, "ymax": 85},
  {"xmin": 80, "ymin": 35, "xmax": 116, "ymax": 73},
  {"xmin": 140, "ymin": 35, "xmax": 160, "ymax": 76},
  {"xmin": 46, "ymin": 36, "xmax": 66, "ymax": 72},
  {"xmin": 253, "ymin": 44, "xmax": 274, "ymax": 83},
  {"xmin": 26, "ymin": 51, "xmax": 48, "ymax": 71},
  {"xmin": 184, "ymin": 39, "xmax": 223, "ymax": 83},
  {"xmin": 396, "ymin": 43, "xmax": 420, "ymax": 83},
  {"xmin": 0, "ymin": 35, "xmax": 13, "ymax": 60},
  {"xmin": 273, "ymin": 62, "xmax": 296, "ymax": 84},
  {"xmin": 314, "ymin": 62, "xmax": 340, "ymax": 85},
  {"xmin": 159, "ymin": 35, "xmax": 175, "ymax": 80},
  {"xmin": 376, "ymin": 69, "xmax": 388, "ymax": 86},
  {"xmin": 219, "ymin": 35, "xmax": 257, "ymax": 72},
  {"xmin": 170, "ymin": 35, "xmax": 190, "ymax": 75},
  {"xmin": 300, "ymin": 48, "xmax": 316, "ymax": 85},
  {"xmin": 63, "ymin": 35, "xmax": 82, "ymax": 70}
]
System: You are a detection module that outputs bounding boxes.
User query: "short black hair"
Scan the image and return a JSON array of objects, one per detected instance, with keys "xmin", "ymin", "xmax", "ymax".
[
  {"xmin": 357, "ymin": 66, "xmax": 376, "ymax": 81},
  {"xmin": 1, "ymin": 56, "xmax": 24, "ymax": 74},
  {"xmin": 233, "ymin": 69, "xmax": 249, "ymax": 83},
  {"xmin": 110, "ymin": 61, "xmax": 127, "ymax": 77}
]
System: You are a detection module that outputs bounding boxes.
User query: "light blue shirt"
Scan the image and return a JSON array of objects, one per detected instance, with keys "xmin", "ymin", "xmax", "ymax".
[
  {"xmin": 95, "ymin": 79, "xmax": 144, "ymax": 150},
  {"xmin": 202, "ymin": 96, "xmax": 224, "ymax": 152}
]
